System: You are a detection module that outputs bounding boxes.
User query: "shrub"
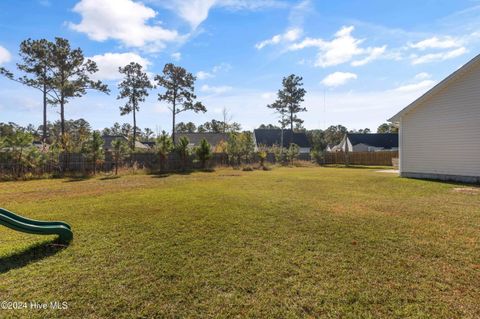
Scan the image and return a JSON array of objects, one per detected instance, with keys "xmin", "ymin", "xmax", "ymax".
[
  {"xmin": 257, "ymin": 144, "xmax": 268, "ymax": 168},
  {"xmin": 111, "ymin": 138, "xmax": 129, "ymax": 175},
  {"xmin": 155, "ymin": 131, "xmax": 174, "ymax": 172},
  {"xmin": 195, "ymin": 138, "xmax": 212, "ymax": 169},
  {"xmin": 83, "ymin": 131, "xmax": 104, "ymax": 175},
  {"xmin": 175, "ymin": 136, "xmax": 190, "ymax": 171},
  {"xmin": 286, "ymin": 143, "xmax": 300, "ymax": 166}
]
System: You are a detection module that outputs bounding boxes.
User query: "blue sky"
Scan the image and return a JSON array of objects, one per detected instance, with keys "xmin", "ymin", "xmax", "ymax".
[{"xmin": 0, "ymin": 0, "xmax": 479, "ymax": 132}]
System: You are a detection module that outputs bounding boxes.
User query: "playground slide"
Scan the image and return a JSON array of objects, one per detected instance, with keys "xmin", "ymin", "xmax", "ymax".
[{"xmin": 0, "ymin": 208, "xmax": 73, "ymax": 243}]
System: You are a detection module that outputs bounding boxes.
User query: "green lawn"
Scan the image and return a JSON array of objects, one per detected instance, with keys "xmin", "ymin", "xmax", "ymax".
[{"xmin": 0, "ymin": 167, "xmax": 479, "ymax": 318}]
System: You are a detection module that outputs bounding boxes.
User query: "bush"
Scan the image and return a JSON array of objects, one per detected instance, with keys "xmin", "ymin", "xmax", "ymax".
[
  {"xmin": 195, "ymin": 138, "xmax": 212, "ymax": 169},
  {"xmin": 175, "ymin": 136, "xmax": 191, "ymax": 171},
  {"xmin": 286, "ymin": 143, "xmax": 300, "ymax": 166}
]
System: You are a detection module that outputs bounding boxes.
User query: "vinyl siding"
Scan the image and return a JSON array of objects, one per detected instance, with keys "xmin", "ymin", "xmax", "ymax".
[{"xmin": 400, "ymin": 62, "xmax": 480, "ymax": 178}]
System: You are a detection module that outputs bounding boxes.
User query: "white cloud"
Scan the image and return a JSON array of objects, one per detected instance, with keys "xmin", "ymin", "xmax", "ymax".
[
  {"xmin": 411, "ymin": 47, "xmax": 467, "ymax": 65},
  {"xmin": 201, "ymin": 84, "xmax": 232, "ymax": 94},
  {"xmin": 196, "ymin": 62, "xmax": 231, "ymax": 80},
  {"xmin": 212, "ymin": 62, "xmax": 231, "ymax": 73},
  {"xmin": 321, "ymin": 72, "xmax": 358, "ymax": 87},
  {"xmin": 414, "ymin": 72, "xmax": 431, "ymax": 80},
  {"xmin": 351, "ymin": 45, "xmax": 387, "ymax": 66},
  {"xmin": 394, "ymin": 80, "xmax": 436, "ymax": 93},
  {"xmin": 171, "ymin": 52, "xmax": 182, "ymax": 61},
  {"xmin": 89, "ymin": 52, "xmax": 151, "ymax": 81},
  {"xmin": 288, "ymin": 26, "xmax": 386, "ymax": 67},
  {"xmin": 0, "ymin": 46, "xmax": 11, "ymax": 65},
  {"xmin": 157, "ymin": 0, "xmax": 286, "ymax": 29},
  {"xmin": 255, "ymin": 28, "xmax": 302, "ymax": 49},
  {"xmin": 171, "ymin": 0, "xmax": 216, "ymax": 29},
  {"xmin": 218, "ymin": 0, "xmax": 286, "ymax": 10},
  {"xmin": 70, "ymin": 0, "xmax": 180, "ymax": 51},
  {"xmin": 260, "ymin": 92, "xmax": 275, "ymax": 100},
  {"xmin": 409, "ymin": 36, "xmax": 462, "ymax": 50},
  {"xmin": 196, "ymin": 71, "xmax": 214, "ymax": 80}
]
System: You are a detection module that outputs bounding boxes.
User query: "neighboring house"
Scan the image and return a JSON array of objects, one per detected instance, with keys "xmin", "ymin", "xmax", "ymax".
[
  {"xmin": 326, "ymin": 143, "xmax": 341, "ymax": 152},
  {"xmin": 389, "ymin": 54, "xmax": 480, "ymax": 183},
  {"xmin": 332, "ymin": 133, "xmax": 398, "ymax": 152},
  {"xmin": 102, "ymin": 135, "xmax": 150, "ymax": 151},
  {"xmin": 174, "ymin": 133, "xmax": 228, "ymax": 149},
  {"xmin": 253, "ymin": 129, "xmax": 311, "ymax": 153},
  {"xmin": 141, "ymin": 141, "xmax": 156, "ymax": 149}
]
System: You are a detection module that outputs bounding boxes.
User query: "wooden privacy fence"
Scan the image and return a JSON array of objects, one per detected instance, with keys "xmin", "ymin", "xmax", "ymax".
[{"xmin": 324, "ymin": 151, "xmax": 398, "ymax": 166}]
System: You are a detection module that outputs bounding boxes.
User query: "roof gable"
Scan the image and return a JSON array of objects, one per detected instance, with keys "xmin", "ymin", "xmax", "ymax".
[{"xmin": 389, "ymin": 54, "xmax": 480, "ymax": 122}]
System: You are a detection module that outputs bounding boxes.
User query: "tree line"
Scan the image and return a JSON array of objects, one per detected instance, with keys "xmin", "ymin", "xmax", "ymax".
[
  {"xmin": 0, "ymin": 37, "xmax": 207, "ymax": 152},
  {"xmin": 0, "ymin": 36, "xmax": 398, "ymax": 179}
]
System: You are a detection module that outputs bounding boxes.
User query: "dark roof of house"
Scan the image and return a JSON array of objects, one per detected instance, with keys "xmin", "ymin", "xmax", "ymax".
[
  {"xmin": 102, "ymin": 135, "xmax": 151, "ymax": 150},
  {"xmin": 102, "ymin": 135, "xmax": 127, "ymax": 150},
  {"xmin": 253, "ymin": 129, "xmax": 311, "ymax": 148},
  {"xmin": 174, "ymin": 133, "xmax": 228, "ymax": 146},
  {"xmin": 141, "ymin": 141, "xmax": 156, "ymax": 148},
  {"xmin": 347, "ymin": 133, "xmax": 398, "ymax": 149}
]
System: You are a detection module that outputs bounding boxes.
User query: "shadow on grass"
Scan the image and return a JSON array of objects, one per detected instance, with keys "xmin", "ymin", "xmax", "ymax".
[
  {"xmin": 149, "ymin": 170, "xmax": 193, "ymax": 178},
  {"xmin": 403, "ymin": 177, "xmax": 480, "ymax": 187},
  {"xmin": 64, "ymin": 175, "xmax": 92, "ymax": 183},
  {"xmin": 99, "ymin": 175, "xmax": 121, "ymax": 181},
  {"xmin": 322, "ymin": 164, "xmax": 393, "ymax": 170},
  {"xmin": 0, "ymin": 240, "xmax": 67, "ymax": 274}
]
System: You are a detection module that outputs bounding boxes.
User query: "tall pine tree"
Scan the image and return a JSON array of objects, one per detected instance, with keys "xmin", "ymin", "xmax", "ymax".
[
  {"xmin": 155, "ymin": 63, "xmax": 206, "ymax": 144},
  {"xmin": 117, "ymin": 62, "xmax": 152, "ymax": 150}
]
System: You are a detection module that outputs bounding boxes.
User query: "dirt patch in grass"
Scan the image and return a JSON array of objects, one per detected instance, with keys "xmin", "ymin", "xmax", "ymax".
[{"xmin": 453, "ymin": 187, "xmax": 480, "ymax": 194}]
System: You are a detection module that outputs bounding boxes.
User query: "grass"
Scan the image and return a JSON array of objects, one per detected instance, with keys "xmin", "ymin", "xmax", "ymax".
[{"xmin": 0, "ymin": 167, "xmax": 479, "ymax": 318}]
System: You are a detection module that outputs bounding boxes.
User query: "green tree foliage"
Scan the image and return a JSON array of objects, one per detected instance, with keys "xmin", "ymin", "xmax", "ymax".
[
  {"xmin": 306, "ymin": 129, "xmax": 325, "ymax": 152},
  {"xmin": 102, "ymin": 122, "xmax": 122, "ymax": 136},
  {"xmin": 142, "ymin": 128, "xmax": 155, "ymax": 141},
  {"xmin": 155, "ymin": 63, "xmax": 206, "ymax": 144},
  {"xmin": 286, "ymin": 143, "xmax": 300, "ymax": 166},
  {"xmin": 84, "ymin": 131, "xmax": 104, "ymax": 175},
  {"xmin": 47, "ymin": 38, "xmax": 109, "ymax": 150},
  {"xmin": 0, "ymin": 39, "xmax": 53, "ymax": 143},
  {"xmin": 350, "ymin": 128, "xmax": 371, "ymax": 134},
  {"xmin": 323, "ymin": 125, "xmax": 348, "ymax": 147},
  {"xmin": 226, "ymin": 133, "xmax": 241, "ymax": 166},
  {"xmin": 175, "ymin": 136, "xmax": 190, "ymax": 171},
  {"xmin": 175, "ymin": 121, "xmax": 197, "ymax": 133},
  {"xmin": 111, "ymin": 138, "xmax": 129, "ymax": 175},
  {"xmin": 239, "ymin": 132, "xmax": 255, "ymax": 163},
  {"xmin": 268, "ymin": 74, "xmax": 307, "ymax": 131},
  {"xmin": 197, "ymin": 119, "xmax": 241, "ymax": 133},
  {"xmin": 258, "ymin": 124, "xmax": 281, "ymax": 129},
  {"xmin": 226, "ymin": 132, "xmax": 254, "ymax": 166},
  {"xmin": 4, "ymin": 131, "xmax": 34, "ymax": 177},
  {"xmin": 195, "ymin": 138, "xmax": 212, "ymax": 169},
  {"xmin": 377, "ymin": 123, "xmax": 399, "ymax": 133},
  {"xmin": 270, "ymin": 144, "xmax": 285, "ymax": 164},
  {"xmin": 117, "ymin": 62, "xmax": 152, "ymax": 150},
  {"xmin": 48, "ymin": 119, "xmax": 91, "ymax": 151},
  {"xmin": 155, "ymin": 131, "xmax": 174, "ymax": 172},
  {"xmin": 257, "ymin": 144, "xmax": 268, "ymax": 168}
]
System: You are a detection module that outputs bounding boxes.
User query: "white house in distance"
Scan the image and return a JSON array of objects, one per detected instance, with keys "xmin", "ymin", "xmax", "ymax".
[{"xmin": 389, "ymin": 54, "xmax": 480, "ymax": 183}]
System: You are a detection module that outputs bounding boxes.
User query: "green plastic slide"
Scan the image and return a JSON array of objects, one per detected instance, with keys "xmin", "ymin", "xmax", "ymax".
[{"xmin": 0, "ymin": 207, "xmax": 73, "ymax": 244}]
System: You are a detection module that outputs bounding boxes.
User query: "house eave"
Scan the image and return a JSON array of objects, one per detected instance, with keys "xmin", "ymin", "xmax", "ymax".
[{"xmin": 388, "ymin": 53, "xmax": 480, "ymax": 123}]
